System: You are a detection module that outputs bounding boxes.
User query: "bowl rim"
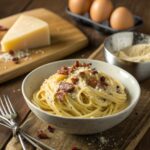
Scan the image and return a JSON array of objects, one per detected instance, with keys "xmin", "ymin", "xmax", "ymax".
[
  {"xmin": 22, "ymin": 59, "xmax": 141, "ymax": 120},
  {"xmin": 104, "ymin": 31, "xmax": 150, "ymax": 65}
]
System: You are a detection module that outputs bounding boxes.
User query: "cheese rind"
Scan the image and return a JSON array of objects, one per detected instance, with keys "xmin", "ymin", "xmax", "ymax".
[{"xmin": 1, "ymin": 15, "xmax": 50, "ymax": 52}]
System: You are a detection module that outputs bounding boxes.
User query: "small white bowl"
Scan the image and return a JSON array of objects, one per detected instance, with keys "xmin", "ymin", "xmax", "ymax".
[{"xmin": 22, "ymin": 59, "xmax": 140, "ymax": 134}]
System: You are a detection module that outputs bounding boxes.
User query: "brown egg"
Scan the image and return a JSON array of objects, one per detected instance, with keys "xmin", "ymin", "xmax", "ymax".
[
  {"xmin": 110, "ymin": 7, "xmax": 134, "ymax": 30},
  {"xmin": 90, "ymin": 0, "xmax": 114, "ymax": 23},
  {"xmin": 68, "ymin": 0, "xmax": 92, "ymax": 15}
]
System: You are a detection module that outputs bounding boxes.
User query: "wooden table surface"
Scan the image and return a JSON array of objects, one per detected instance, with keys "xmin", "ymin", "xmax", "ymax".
[{"xmin": 0, "ymin": 0, "xmax": 150, "ymax": 150}]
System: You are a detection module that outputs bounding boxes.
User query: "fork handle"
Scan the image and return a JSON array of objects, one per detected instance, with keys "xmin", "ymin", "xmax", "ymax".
[
  {"xmin": 17, "ymin": 133, "xmax": 27, "ymax": 150},
  {"xmin": 20, "ymin": 131, "xmax": 55, "ymax": 150},
  {"xmin": 20, "ymin": 132, "xmax": 43, "ymax": 150}
]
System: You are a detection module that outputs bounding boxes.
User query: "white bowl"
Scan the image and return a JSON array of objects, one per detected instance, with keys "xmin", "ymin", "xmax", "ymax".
[{"xmin": 22, "ymin": 59, "xmax": 141, "ymax": 134}]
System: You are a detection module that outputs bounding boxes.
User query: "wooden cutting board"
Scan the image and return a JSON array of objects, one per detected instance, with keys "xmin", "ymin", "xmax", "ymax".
[
  {"xmin": 5, "ymin": 44, "xmax": 150, "ymax": 150},
  {"xmin": 0, "ymin": 8, "xmax": 88, "ymax": 84}
]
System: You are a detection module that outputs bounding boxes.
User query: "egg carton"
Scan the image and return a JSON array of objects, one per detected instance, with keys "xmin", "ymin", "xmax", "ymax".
[{"xmin": 66, "ymin": 8, "xmax": 143, "ymax": 34}]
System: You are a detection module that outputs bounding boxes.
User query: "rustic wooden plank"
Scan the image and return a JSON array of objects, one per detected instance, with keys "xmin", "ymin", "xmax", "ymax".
[
  {"xmin": 0, "ymin": 0, "xmax": 33, "ymax": 148},
  {"xmin": 125, "ymin": 118, "xmax": 150, "ymax": 150},
  {"xmin": 135, "ymin": 127, "xmax": 150, "ymax": 150},
  {"xmin": 0, "ymin": 76, "xmax": 30, "ymax": 149},
  {"xmin": 0, "ymin": 8, "xmax": 88, "ymax": 84}
]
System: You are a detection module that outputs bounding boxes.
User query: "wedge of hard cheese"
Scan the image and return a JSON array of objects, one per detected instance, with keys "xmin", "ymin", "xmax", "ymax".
[{"xmin": 1, "ymin": 15, "xmax": 50, "ymax": 52}]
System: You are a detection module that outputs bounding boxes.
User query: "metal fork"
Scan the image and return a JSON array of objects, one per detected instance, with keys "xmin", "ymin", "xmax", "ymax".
[
  {"xmin": 0, "ymin": 95, "xmax": 54, "ymax": 150},
  {"xmin": 0, "ymin": 95, "xmax": 27, "ymax": 150}
]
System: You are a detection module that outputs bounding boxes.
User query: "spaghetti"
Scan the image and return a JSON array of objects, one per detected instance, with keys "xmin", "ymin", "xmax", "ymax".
[{"xmin": 32, "ymin": 61, "xmax": 128, "ymax": 118}]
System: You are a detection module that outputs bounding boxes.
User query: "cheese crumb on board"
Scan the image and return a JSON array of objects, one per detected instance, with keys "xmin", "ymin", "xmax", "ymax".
[
  {"xmin": 0, "ymin": 49, "xmax": 30, "ymax": 62},
  {"xmin": 1, "ymin": 15, "xmax": 50, "ymax": 52}
]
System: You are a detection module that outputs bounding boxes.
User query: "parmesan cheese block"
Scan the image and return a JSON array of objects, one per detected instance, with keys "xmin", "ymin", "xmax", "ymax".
[{"xmin": 1, "ymin": 15, "xmax": 50, "ymax": 52}]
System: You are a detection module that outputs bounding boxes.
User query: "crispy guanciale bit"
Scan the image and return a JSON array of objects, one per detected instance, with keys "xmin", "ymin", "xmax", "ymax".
[
  {"xmin": 100, "ymin": 76, "xmax": 105, "ymax": 82},
  {"xmin": 97, "ymin": 76, "xmax": 108, "ymax": 89},
  {"xmin": 91, "ymin": 68, "xmax": 98, "ymax": 74},
  {"xmin": 55, "ymin": 91, "xmax": 65, "ymax": 101},
  {"xmin": 73, "ymin": 61, "xmax": 92, "ymax": 68},
  {"xmin": 86, "ymin": 76, "xmax": 108, "ymax": 89},
  {"xmin": 71, "ymin": 77, "xmax": 79, "ymax": 84},
  {"xmin": 73, "ymin": 60, "xmax": 80, "ymax": 67},
  {"xmin": 87, "ymin": 77, "xmax": 98, "ymax": 88},
  {"xmin": 100, "ymin": 76, "xmax": 108, "ymax": 86},
  {"xmin": 56, "ymin": 82, "xmax": 75, "ymax": 101},
  {"xmin": 57, "ymin": 61, "xmax": 93, "ymax": 75},
  {"xmin": 82, "ymin": 62, "xmax": 92, "ymax": 67},
  {"xmin": 37, "ymin": 130, "xmax": 49, "ymax": 139},
  {"xmin": 79, "ymin": 71, "xmax": 86, "ymax": 77},
  {"xmin": 48, "ymin": 125, "xmax": 55, "ymax": 133},
  {"xmin": 58, "ymin": 82, "xmax": 75, "ymax": 93},
  {"xmin": 0, "ymin": 25, "xmax": 8, "ymax": 31},
  {"xmin": 57, "ymin": 66, "xmax": 69, "ymax": 75}
]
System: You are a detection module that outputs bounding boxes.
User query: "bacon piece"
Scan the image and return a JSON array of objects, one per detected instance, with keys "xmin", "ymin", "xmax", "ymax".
[
  {"xmin": 82, "ymin": 62, "xmax": 92, "ymax": 67},
  {"xmin": 57, "ymin": 61, "xmax": 93, "ymax": 76},
  {"xmin": 57, "ymin": 66, "xmax": 69, "ymax": 75},
  {"xmin": 91, "ymin": 68, "xmax": 98, "ymax": 74},
  {"xmin": 100, "ymin": 76, "xmax": 106, "ymax": 82},
  {"xmin": 71, "ymin": 77, "xmax": 79, "ymax": 84},
  {"xmin": 58, "ymin": 82, "xmax": 75, "ymax": 92},
  {"xmin": 87, "ymin": 77, "xmax": 98, "ymax": 88},
  {"xmin": 74, "ymin": 60, "xmax": 80, "ymax": 67},
  {"xmin": 98, "ymin": 76, "xmax": 108, "ymax": 89},
  {"xmin": 68, "ymin": 67, "xmax": 75, "ymax": 74},
  {"xmin": 73, "ymin": 61, "xmax": 91, "ymax": 68},
  {"xmin": 79, "ymin": 71, "xmax": 86, "ymax": 77},
  {"xmin": 48, "ymin": 125, "xmax": 55, "ymax": 133},
  {"xmin": 37, "ymin": 130, "xmax": 49, "ymax": 139},
  {"xmin": 55, "ymin": 91, "xmax": 65, "ymax": 101}
]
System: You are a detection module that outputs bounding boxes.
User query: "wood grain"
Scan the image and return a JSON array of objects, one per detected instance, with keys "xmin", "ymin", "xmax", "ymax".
[
  {"xmin": 0, "ymin": 8, "xmax": 88, "ymax": 84},
  {"xmin": 0, "ymin": 0, "xmax": 32, "ymax": 18},
  {"xmin": 0, "ymin": 0, "xmax": 150, "ymax": 149},
  {"xmin": 0, "ymin": 1, "xmax": 33, "ymax": 148},
  {"xmin": 5, "ymin": 45, "xmax": 150, "ymax": 150},
  {"xmin": 136, "ymin": 127, "xmax": 150, "ymax": 150}
]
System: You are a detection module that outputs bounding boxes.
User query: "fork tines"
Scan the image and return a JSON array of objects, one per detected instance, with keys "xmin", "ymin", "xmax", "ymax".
[{"xmin": 0, "ymin": 95, "xmax": 17, "ymax": 119}]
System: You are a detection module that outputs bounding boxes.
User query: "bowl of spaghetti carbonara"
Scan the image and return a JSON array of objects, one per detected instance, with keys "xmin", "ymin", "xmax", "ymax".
[{"xmin": 22, "ymin": 59, "xmax": 140, "ymax": 134}]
